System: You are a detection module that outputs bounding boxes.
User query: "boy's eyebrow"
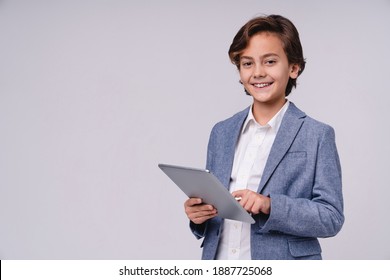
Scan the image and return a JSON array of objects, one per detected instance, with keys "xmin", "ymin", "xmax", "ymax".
[{"xmin": 240, "ymin": 53, "xmax": 280, "ymax": 60}]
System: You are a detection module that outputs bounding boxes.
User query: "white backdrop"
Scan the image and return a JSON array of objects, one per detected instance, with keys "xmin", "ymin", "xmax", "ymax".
[{"xmin": 1, "ymin": 0, "xmax": 389, "ymax": 259}]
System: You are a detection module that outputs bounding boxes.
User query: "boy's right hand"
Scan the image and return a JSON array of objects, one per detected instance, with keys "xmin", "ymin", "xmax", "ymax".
[{"xmin": 184, "ymin": 198, "xmax": 217, "ymax": 224}]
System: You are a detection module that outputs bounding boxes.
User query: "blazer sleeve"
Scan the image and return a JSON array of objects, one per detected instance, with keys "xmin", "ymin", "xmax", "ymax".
[{"xmin": 259, "ymin": 125, "xmax": 344, "ymax": 238}]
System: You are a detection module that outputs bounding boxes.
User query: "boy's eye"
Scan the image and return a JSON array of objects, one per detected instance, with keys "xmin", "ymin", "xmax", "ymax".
[
  {"xmin": 265, "ymin": 60, "xmax": 276, "ymax": 65},
  {"xmin": 241, "ymin": 61, "xmax": 253, "ymax": 67}
]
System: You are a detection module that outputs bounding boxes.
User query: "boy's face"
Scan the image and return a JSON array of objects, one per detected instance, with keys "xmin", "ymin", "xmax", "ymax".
[{"xmin": 239, "ymin": 32, "xmax": 299, "ymax": 107}]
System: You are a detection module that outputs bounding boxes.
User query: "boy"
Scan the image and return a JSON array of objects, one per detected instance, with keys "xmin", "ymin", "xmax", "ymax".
[{"xmin": 184, "ymin": 15, "xmax": 344, "ymax": 260}]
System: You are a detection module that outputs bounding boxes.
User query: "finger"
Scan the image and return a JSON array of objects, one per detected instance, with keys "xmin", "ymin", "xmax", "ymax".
[
  {"xmin": 239, "ymin": 191, "xmax": 251, "ymax": 206},
  {"xmin": 185, "ymin": 204, "xmax": 215, "ymax": 216},
  {"xmin": 251, "ymin": 199, "xmax": 263, "ymax": 215},
  {"xmin": 232, "ymin": 189, "xmax": 246, "ymax": 199},
  {"xmin": 189, "ymin": 208, "xmax": 217, "ymax": 219},
  {"xmin": 190, "ymin": 211, "xmax": 218, "ymax": 224},
  {"xmin": 240, "ymin": 191, "xmax": 259, "ymax": 212},
  {"xmin": 191, "ymin": 203, "xmax": 215, "ymax": 212},
  {"xmin": 184, "ymin": 198, "xmax": 202, "ymax": 207},
  {"xmin": 245, "ymin": 194, "xmax": 267, "ymax": 214},
  {"xmin": 188, "ymin": 209, "xmax": 217, "ymax": 223},
  {"xmin": 242, "ymin": 198, "xmax": 255, "ymax": 212}
]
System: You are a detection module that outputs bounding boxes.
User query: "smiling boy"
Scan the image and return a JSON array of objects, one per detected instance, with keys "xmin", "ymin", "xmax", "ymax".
[{"xmin": 184, "ymin": 15, "xmax": 344, "ymax": 260}]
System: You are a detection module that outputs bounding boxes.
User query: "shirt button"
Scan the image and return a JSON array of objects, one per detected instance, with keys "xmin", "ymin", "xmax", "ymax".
[{"xmin": 232, "ymin": 249, "xmax": 237, "ymax": 254}]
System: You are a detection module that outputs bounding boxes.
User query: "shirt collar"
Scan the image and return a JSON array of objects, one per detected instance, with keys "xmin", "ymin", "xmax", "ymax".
[{"xmin": 242, "ymin": 100, "xmax": 290, "ymax": 134}]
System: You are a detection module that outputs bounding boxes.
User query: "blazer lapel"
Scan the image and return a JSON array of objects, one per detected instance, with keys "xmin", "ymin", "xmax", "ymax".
[
  {"xmin": 257, "ymin": 103, "xmax": 306, "ymax": 193},
  {"xmin": 219, "ymin": 107, "xmax": 250, "ymax": 188}
]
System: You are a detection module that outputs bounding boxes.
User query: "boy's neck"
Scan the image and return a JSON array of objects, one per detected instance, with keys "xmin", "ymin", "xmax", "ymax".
[{"xmin": 252, "ymin": 98, "xmax": 287, "ymax": 126}]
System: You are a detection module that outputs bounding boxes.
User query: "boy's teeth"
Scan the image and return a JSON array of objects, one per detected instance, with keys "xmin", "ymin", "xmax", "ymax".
[{"xmin": 254, "ymin": 83, "xmax": 271, "ymax": 88}]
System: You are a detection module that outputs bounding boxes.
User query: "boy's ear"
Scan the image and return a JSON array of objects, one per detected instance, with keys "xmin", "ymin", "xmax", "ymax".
[{"xmin": 289, "ymin": 64, "xmax": 300, "ymax": 79}]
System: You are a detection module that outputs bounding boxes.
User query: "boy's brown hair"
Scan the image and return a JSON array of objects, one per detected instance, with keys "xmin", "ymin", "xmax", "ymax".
[{"xmin": 228, "ymin": 14, "xmax": 306, "ymax": 96}]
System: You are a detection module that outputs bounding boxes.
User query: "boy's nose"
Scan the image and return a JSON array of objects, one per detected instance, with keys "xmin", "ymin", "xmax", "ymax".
[{"xmin": 253, "ymin": 64, "xmax": 266, "ymax": 78}]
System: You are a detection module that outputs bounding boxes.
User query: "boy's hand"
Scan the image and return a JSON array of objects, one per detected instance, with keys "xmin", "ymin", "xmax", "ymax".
[
  {"xmin": 232, "ymin": 189, "xmax": 271, "ymax": 215},
  {"xmin": 184, "ymin": 198, "xmax": 218, "ymax": 224}
]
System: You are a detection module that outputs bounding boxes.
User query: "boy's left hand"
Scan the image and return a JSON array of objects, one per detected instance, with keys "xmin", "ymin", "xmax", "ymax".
[{"xmin": 232, "ymin": 189, "xmax": 271, "ymax": 215}]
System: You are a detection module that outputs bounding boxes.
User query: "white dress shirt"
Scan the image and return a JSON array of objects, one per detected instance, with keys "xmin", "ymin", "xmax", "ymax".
[{"xmin": 215, "ymin": 101, "xmax": 290, "ymax": 260}]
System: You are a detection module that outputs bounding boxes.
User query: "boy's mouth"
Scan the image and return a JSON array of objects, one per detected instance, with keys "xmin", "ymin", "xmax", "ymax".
[{"xmin": 252, "ymin": 82, "xmax": 274, "ymax": 88}]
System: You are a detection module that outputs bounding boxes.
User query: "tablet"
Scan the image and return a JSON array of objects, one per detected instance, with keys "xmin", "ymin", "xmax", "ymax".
[{"xmin": 158, "ymin": 163, "xmax": 255, "ymax": 224}]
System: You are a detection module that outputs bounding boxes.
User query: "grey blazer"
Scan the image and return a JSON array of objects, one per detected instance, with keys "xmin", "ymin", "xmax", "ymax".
[{"xmin": 190, "ymin": 102, "xmax": 344, "ymax": 260}]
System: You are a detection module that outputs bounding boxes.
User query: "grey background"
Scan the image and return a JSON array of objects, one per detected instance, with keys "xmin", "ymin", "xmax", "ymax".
[{"xmin": 1, "ymin": 0, "xmax": 389, "ymax": 259}]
